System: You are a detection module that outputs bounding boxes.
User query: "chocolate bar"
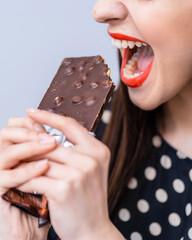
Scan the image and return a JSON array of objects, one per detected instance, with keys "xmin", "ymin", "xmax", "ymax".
[
  {"xmin": 3, "ymin": 188, "xmax": 48, "ymax": 219},
  {"xmin": 39, "ymin": 55, "xmax": 115, "ymax": 131},
  {"xmin": 3, "ymin": 55, "xmax": 115, "ymax": 227}
]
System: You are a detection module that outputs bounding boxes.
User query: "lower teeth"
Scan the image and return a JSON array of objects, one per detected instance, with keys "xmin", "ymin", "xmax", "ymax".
[
  {"xmin": 123, "ymin": 69, "xmax": 143, "ymax": 79},
  {"xmin": 123, "ymin": 49, "xmax": 143, "ymax": 79}
]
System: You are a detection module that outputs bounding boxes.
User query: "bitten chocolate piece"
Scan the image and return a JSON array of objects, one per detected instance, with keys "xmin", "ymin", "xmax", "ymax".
[
  {"xmin": 3, "ymin": 55, "xmax": 115, "ymax": 227},
  {"xmin": 3, "ymin": 189, "xmax": 48, "ymax": 219},
  {"xmin": 38, "ymin": 55, "xmax": 115, "ymax": 131}
]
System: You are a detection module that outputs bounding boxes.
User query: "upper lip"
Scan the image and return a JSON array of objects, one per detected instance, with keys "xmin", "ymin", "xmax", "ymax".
[{"xmin": 108, "ymin": 30, "xmax": 147, "ymax": 44}]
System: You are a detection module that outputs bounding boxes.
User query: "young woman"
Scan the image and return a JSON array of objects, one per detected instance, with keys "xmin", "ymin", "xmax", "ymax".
[{"xmin": 0, "ymin": 0, "xmax": 192, "ymax": 239}]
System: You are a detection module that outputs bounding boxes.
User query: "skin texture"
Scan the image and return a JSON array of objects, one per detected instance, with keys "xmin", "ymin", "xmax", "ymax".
[
  {"xmin": 93, "ymin": 0, "xmax": 192, "ymax": 157},
  {"xmin": 93, "ymin": 0, "xmax": 192, "ymax": 110},
  {"xmin": 0, "ymin": 111, "xmax": 124, "ymax": 240},
  {"xmin": 0, "ymin": 118, "xmax": 55, "ymax": 240},
  {"xmin": 0, "ymin": 1, "xmax": 192, "ymax": 239}
]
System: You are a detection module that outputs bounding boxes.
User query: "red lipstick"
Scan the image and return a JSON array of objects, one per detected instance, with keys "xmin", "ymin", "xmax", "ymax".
[
  {"xmin": 121, "ymin": 49, "xmax": 154, "ymax": 87},
  {"xmin": 108, "ymin": 31, "xmax": 147, "ymax": 44},
  {"xmin": 108, "ymin": 30, "xmax": 154, "ymax": 88}
]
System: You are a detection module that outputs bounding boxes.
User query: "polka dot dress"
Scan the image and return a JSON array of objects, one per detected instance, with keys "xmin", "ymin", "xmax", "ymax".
[
  {"xmin": 112, "ymin": 135, "xmax": 192, "ymax": 240},
  {"xmin": 48, "ymin": 102, "xmax": 192, "ymax": 240}
]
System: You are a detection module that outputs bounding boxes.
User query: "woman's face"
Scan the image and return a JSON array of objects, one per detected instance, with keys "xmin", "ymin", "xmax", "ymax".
[{"xmin": 93, "ymin": 0, "xmax": 192, "ymax": 110}]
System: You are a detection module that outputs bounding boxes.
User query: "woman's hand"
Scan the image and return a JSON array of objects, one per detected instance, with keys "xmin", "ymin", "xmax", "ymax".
[
  {"xmin": 18, "ymin": 109, "xmax": 123, "ymax": 240},
  {"xmin": 0, "ymin": 117, "xmax": 57, "ymax": 240}
]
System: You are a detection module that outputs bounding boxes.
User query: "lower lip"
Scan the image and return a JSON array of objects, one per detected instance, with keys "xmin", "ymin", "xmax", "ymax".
[{"xmin": 121, "ymin": 48, "xmax": 154, "ymax": 88}]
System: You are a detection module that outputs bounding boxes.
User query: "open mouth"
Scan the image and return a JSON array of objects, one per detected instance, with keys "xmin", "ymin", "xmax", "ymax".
[{"xmin": 109, "ymin": 32, "xmax": 154, "ymax": 88}]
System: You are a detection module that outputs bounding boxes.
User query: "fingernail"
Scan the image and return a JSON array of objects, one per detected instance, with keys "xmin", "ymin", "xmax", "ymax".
[
  {"xmin": 34, "ymin": 123, "xmax": 45, "ymax": 132},
  {"xmin": 27, "ymin": 108, "xmax": 40, "ymax": 113},
  {"xmin": 34, "ymin": 159, "xmax": 48, "ymax": 169},
  {"xmin": 39, "ymin": 133, "xmax": 56, "ymax": 144}
]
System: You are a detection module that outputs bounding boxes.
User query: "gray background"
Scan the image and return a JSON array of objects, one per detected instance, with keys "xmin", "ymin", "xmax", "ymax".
[{"xmin": 0, "ymin": 0, "xmax": 119, "ymax": 129}]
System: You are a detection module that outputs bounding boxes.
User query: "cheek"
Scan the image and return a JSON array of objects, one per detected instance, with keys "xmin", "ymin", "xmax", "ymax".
[
  {"xmin": 127, "ymin": 6, "xmax": 192, "ymax": 110},
  {"xmin": 135, "ymin": 4, "xmax": 192, "ymax": 55},
  {"xmin": 127, "ymin": 57, "xmax": 192, "ymax": 111}
]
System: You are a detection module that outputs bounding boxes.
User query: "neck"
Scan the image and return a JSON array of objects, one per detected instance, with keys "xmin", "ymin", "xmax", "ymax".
[{"xmin": 160, "ymin": 81, "xmax": 192, "ymax": 158}]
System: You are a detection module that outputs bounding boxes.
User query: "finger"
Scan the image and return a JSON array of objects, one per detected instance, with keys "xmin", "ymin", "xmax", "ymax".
[
  {"xmin": 44, "ymin": 145, "xmax": 99, "ymax": 173},
  {"xmin": 0, "ymin": 135, "xmax": 57, "ymax": 170},
  {"xmin": 0, "ymin": 160, "xmax": 49, "ymax": 196},
  {"xmin": 75, "ymin": 138, "xmax": 111, "ymax": 162},
  {"xmin": 26, "ymin": 108, "xmax": 90, "ymax": 145},
  {"xmin": 26, "ymin": 109, "xmax": 110, "ymax": 163},
  {"xmin": 45, "ymin": 161, "xmax": 81, "ymax": 179},
  {"xmin": 18, "ymin": 176, "xmax": 58, "ymax": 198},
  {"xmin": 0, "ymin": 126, "xmax": 46, "ymax": 144},
  {"xmin": 8, "ymin": 117, "xmax": 45, "ymax": 132}
]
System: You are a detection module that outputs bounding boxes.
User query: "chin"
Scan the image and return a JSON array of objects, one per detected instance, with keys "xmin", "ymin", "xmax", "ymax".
[
  {"xmin": 127, "ymin": 86, "xmax": 163, "ymax": 111},
  {"xmin": 130, "ymin": 98, "xmax": 160, "ymax": 111}
]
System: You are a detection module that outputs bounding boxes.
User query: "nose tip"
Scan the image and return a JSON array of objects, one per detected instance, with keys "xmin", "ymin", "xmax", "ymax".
[
  {"xmin": 92, "ymin": 2, "xmax": 106, "ymax": 23},
  {"xmin": 92, "ymin": 1, "xmax": 128, "ymax": 24}
]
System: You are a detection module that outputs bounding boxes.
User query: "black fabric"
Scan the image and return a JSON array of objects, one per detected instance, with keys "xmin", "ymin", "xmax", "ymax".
[
  {"xmin": 47, "ymin": 226, "xmax": 59, "ymax": 240},
  {"xmin": 111, "ymin": 135, "xmax": 192, "ymax": 240},
  {"xmin": 48, "ymin": 99, "xmax": 192, "ymax": 240}
]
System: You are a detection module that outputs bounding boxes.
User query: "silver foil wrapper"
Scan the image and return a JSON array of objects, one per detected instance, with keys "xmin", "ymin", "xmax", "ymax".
[
  {"xmin": 44, "ymin": 125, "xmax": 95, "ymax": 147},
  {"xmin": 44, "ymin": 125, "xmax": 74, "ymax": 147}
]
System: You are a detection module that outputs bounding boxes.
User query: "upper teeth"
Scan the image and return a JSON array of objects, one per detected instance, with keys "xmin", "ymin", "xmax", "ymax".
[{"xmin": 111, "ymin": 38, "xmax": 147, "ymax": 49}]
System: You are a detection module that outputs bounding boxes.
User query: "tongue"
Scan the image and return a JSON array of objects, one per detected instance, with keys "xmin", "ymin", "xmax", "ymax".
[{"xmin": 137, "ymin": 45, "xmax": 154, "ymax": 72}]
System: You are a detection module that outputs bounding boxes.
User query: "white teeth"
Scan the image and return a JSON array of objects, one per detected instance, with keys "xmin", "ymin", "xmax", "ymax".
[
  {"xmin": 125, "ymin": 64, "xmax": 132, "ymax": 70},
  {"xmin": 134, "ymin": 73, "xmax": 140, "ymax": 77},
  {"xmin": 127, "ymin": 41, "xmax": 135, "ymax": 49},
  {"xmin": 123, "ymin": 70, "xmax": 144, "ymax": 79},
  {"xmin": 136, "ymin": 41, "xmax": 142, "ymax": 47},
  {"xmin": 111, "ymin": 38, "xmax": 146, "ymax": 49},
  {"xmin": 115, "ymin": 39, "xmax": 122, "ymax": 49},
  {"xmin": 111, "ymin": 37, "xmax": 148, "ymax": 79},
  {"xmin": 123, "ymin": 49, "xmax": 144, "ymax": 79},
  {"xmin": 111, "ymin": 38, "xmax": 122, "ymax": 48},
  {"xmin": 126, "ymin": 52, "xmax": 138, "ymax": 70},
  {"xmin": 121, "ymin": 40, "xmax": 128, "ymax": 49}
]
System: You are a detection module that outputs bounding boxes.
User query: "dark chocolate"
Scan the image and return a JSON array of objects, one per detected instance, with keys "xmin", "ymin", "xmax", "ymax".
[
  {"xmin": 2, "ymin": 189, "xmax": 49, "ymax": 219},
  {"xmin": 38, "ymin": 55, "xmax": 115, "ymax": 131},
  {"xmin": 2, "ymin": 55, "xmax": 115, "ymax": 227}
]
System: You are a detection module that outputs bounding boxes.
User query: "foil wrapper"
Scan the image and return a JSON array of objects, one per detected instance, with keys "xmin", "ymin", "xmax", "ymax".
[
  {"xmin": 2, "ymin": 126, "xmax": 94, "ymax": 228},
  {"xmin": 44, "ymin": 125, "xmax": 75, "ymax": 147}
]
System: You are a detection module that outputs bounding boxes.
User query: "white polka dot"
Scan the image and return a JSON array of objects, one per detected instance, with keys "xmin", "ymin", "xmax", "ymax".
[
  {"xmin": 152, "ymin": 135, "xmax": 162, "ymax": 148},
  {"xmin": 118, "ymin": 208, "xmax": 131, "ymax": 222},
  {"xmin": 101, "ymin": 110, "xmax": 112, "ymax": 124},
  {"xmin": 130, "ymin": 232, "xmax": 143, "ymax": 240},
  {"xmin": 189, "ymin": 169, "xmax": 192, "ymax": 181},
  {"xmin": 155, "ymin": 189, "xmax": 168, "ymax": 203},
  {"xmin": 137, "ymin": 199, "xmax": 150, "ymax": 213},
  {"xmin": 168, "ymin": 213, "xmax": 181, "ymax": 227},
  {"xmin": 144, "ymin": 167, "xmax": 156, "ymax": 181},
  {"xmin": 176, "ymin": 150, "xmax": 187, "ymax": 159},
  {"xmin": 173, "ymin": 179, "xmax": 185, "ymax": 193},
  {"xmin": 160, "ymin": 155, "xmax": 172, "ymax": 169},
  {"xmin": 127, "ymin": 177, "xmax": 138, "ymax": 190},
  {"xmin": 149, "ymin": 222, "xmax": 162, "ymax": 236},
  {"xmin": 188, "ymin": 228, "xmax": 192, "ymax": 239},
  {"xmin": 185, "ymin": 203, "xmax": 192, "ymax": 216},
  {"xmin": 180, "ymin": 237, "xmax": 184, "ymax": 240}
]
